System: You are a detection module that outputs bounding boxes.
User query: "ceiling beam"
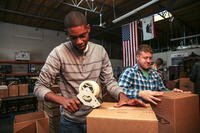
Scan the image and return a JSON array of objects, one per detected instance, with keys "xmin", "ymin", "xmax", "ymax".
[{"xmin": 0, "ymin": 7, "xmax": 63, "ymax": 23}]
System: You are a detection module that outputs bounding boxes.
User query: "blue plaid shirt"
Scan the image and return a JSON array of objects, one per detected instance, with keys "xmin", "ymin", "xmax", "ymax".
[{"xmin": 118, "ymin": 64, "xmax": 168, "ymax": 99}]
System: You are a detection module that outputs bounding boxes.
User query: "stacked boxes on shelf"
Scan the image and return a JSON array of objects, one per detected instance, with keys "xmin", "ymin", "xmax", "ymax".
[
  {"xmin": 37, "ymin": 85, "xmax": 61, "ymax": 133},
  {"xmin": 0, "ymin": 84, "xmax": 29, "ymax": 98},
  {"xmin": 37, "ymin": 100, "xmax": 60, "ymax": 133},
  {"xmin": 8, "ymin": 84, "xmax": 19, "ymax": 97},
  {"xmin": 44, "ymin": 100, "xmax": 60, "ymax": 133},
  {"xmin": 0, "ymin": 85, "xmax": 8, "ymax": 98}
]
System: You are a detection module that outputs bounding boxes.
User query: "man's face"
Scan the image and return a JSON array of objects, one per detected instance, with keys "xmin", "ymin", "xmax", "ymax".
[
  {"xmin": 67, "ymin": 24, "xmax": 90, "ymax": 51},
  {"xmin": 137, "ymin": 51, "xmax": 152, "ymax": 70}
]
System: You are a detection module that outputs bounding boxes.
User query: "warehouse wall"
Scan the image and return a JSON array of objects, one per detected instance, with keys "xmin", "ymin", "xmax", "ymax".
[
  {"xmin": 0, "ymin": 22, "xmax": 122, "ymax": 68},
  {"xmin": 153, "ymin": 48, "xmax": 200, "ymax": 67},
  {"xmin": 0, "ymin": 22, "xmax": 66, "ymax": 61}
]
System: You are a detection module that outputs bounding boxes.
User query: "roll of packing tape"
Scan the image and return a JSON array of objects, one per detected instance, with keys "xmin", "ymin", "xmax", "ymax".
[{"xmin": 79, "ymin": 80, "xmax": 100, "ymax": 97}]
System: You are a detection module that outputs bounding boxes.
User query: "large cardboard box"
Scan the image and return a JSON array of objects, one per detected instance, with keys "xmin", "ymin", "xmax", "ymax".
[
  {"xmin": 179, "ymin": 78, "xmax": 194, "ymax": 92},
  {"xmin": 8, "ymin": 85, "xmax": 18, "ymax": 97},
  {"xmin": 87, "ymin": 102, "xmax": 158, "ymax": 133},
  {"xmin": 14, "ymin": 111, "xmax": 49, "ymax": 133},
  {"xmin": 152, "ymin": 91, "xmax": 200, "ymax": 133},
  {"xmin": 19, "ymin": 84, "xmax": 28, "ymax": 96}
]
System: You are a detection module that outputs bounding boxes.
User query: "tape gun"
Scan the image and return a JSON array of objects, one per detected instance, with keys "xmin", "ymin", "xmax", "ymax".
[{"xmin": 77, "ymin": 80, "xmax": 101, "ymax": 108}]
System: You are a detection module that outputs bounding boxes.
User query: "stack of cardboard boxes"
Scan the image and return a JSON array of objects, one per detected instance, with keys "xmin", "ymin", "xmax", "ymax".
[
  {"xmin": 44, "ymin": 100, "xmax": 60, "ymax": 133},
  {"xmin": 37, "ymin": 85, "xmax": 61, "ymax": 133},
  {"xmin": 0, "ymin": 84, "xmax": 29, "ymax": 98},
  {"xmin": 0, "ymin": 85, "xmax": 8, "ymax": 98},
  {"xmin": 16, "ymin": 90, "xmax": 199, "ymax": 133},
  {"xmin": 87, "ymin": 92, "xmax": 200, "ymax": 133},
  {"xmin": 37, "ymin": 100, "xmax": 60, "ymax": 133}
]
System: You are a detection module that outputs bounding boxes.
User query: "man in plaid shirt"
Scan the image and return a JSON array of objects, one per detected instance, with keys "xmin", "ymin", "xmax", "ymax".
[{"xmin": 118, "ymin": 44, "xmax": 183, "ymax": 105}]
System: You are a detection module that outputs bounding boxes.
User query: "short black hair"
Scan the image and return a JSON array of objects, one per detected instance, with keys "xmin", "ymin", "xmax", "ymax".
[{"xmin": 64, "ymin": 11, "xmax": 87, "ymax": 29}]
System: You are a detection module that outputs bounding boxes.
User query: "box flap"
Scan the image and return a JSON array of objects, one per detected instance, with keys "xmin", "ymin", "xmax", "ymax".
[
  {"xmin": 36, "ymin": 118, "xmax": 49, "ymax": 133},
  {"xmin": 14, "ymin": 121, "xmax": 36, "ymax": 133},
  {"xmin": 15, "ymin": 111, "xmax": 45, "ymax": 123}
]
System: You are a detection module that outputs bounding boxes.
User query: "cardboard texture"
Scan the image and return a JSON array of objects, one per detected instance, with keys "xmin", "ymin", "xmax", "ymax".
[
  {"xmin": 14, "ymin": 111, "xmax": 49, "ymax": 133},
  {"xmin": 19, "ymin": 84, "xmax": 28, "ymax": 96},
  {"xmin": 152, "ymin": 91, "xmax": 200, "ymax": 133},
  {"xmin": 87, "ymin": 102, "xmax": 158, "ymax": 133},
  {"xmin": 8, "ymin": 85, "xmax": 18, "ymax": 97},
  {"xmin": 14, "ymin": 121, "xmax": 36, "ymax": 133},
  {"xmin": 179, "ymin": 78, "xmax": 194, "ymax": 92},
  {"xmin": 0, "ymin": 85, "xmax": 8, "ymax": 98}
]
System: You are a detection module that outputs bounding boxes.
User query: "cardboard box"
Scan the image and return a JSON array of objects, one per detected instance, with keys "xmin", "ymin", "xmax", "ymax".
[
  {"xmin": 87, "ymin": 102, "xmax": 158, "ymax": 133},
  {"xmin": 179, "ymin": 78, "xmax": 194, "ymax": 92},
  {"xmin": 0, "ymin": 85, "xmax": 8, "ymax": 98},
  {"xmin": 14, "ymin": 111, "xmax": 49, "ymax": 133},
  {"xmin": 165, "ymin": 80, "xmax": 178, "ymax": 90},
  {"xmin": 152, "ymin": 91, "xmax": 200, "ymax": 133},
  {"xmin": 8, "ymin": 85, "xmax": 18, "ymax": 97},
  {"xmin": 19, "ymin": 84, "xmax": 28, "ymax": 96}
]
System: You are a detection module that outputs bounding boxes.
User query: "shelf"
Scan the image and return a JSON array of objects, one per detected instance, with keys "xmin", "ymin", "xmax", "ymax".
[
  {"xmin": 0, "ymin": 94, "xmax": 37, "ymax": 117},
  {"xmin": 0, "ymin": 94, "xmax": 35, "ymax": 101},
  {"xmin": 0, "ymin": 73, "xmax": 39, "ymax": 76},
  {"xmin": 0, "ymin": 60, "xmax": 44, "ymax": 64}
]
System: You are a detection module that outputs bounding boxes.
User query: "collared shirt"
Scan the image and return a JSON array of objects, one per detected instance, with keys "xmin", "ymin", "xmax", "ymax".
[
  {"xmin": 118, "ymin": 64, "xmax": 167, "ymax": 99},
  {"xmin": 34, "ymin": 41, "xmax": 122, "ymax": 123}
]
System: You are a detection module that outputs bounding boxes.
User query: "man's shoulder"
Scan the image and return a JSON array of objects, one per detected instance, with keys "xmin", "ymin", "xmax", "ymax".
[
  {"xmin": 54, "ymin": 42, "xmax": 71, "ymax": 50},
  {"xmin": 88, "ymin": 41, "xmax": 106, "ymax": 54},
  {"xmin": 124, "ymin": 65, "xmax": 138, "ymax": 73},
  {"xmin": 88, "ymin": 41, "xmax": 104, "ymax": 48}
]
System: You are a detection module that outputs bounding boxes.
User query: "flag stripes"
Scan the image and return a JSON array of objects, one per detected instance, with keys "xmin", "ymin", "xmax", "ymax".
[{"xmin": 122, "ymin": 21, "xmax": 138, "ymax": 67}]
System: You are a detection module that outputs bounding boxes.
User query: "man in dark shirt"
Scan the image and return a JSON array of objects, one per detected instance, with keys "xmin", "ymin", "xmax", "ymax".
[{"xmin": 190, "ymin": 61, "xmax": 200, "ymax": 94}]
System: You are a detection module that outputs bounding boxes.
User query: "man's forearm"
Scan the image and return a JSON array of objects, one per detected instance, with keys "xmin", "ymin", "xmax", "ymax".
[{"xmin": 45, "ymin": 92, "xmax": 66, "ymax": 105}]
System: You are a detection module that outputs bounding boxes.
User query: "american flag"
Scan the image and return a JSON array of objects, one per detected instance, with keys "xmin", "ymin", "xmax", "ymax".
[{"xmin": 122, "ymin": 21, "xmax": 138, "ymax": 67}]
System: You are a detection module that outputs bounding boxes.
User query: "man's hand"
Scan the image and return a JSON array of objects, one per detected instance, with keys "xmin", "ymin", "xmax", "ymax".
[
  {"xmin": 172, "ymin": 88, "xmax": 183, "ymax": 92},
  {"xmin": 172, "ymin": 88, "xmax": 191, "ymax": 93},
  {"xmin": 61, "ymin": 97, "xmax": 81, "ymax": 113},
  {"xmin": 139, "ymin": 90, "xmax": 163, "ymax": 105},
  {"xmin": 45, "ymin": 92, "xmax": 82, "ymax": 113},
  {"xmin": 114, "ymin": 93, "xmax": 147, "ymax": 108}
]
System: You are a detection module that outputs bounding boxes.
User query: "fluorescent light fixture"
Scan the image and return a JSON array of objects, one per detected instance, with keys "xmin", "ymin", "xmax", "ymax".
[
  {"xmin": 154, "ymin": 10, "xmax": 172, "ymax": 22},
  {"xmin": 112, "ymin": 0, "xmax": 159, "ymax": 23}
]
